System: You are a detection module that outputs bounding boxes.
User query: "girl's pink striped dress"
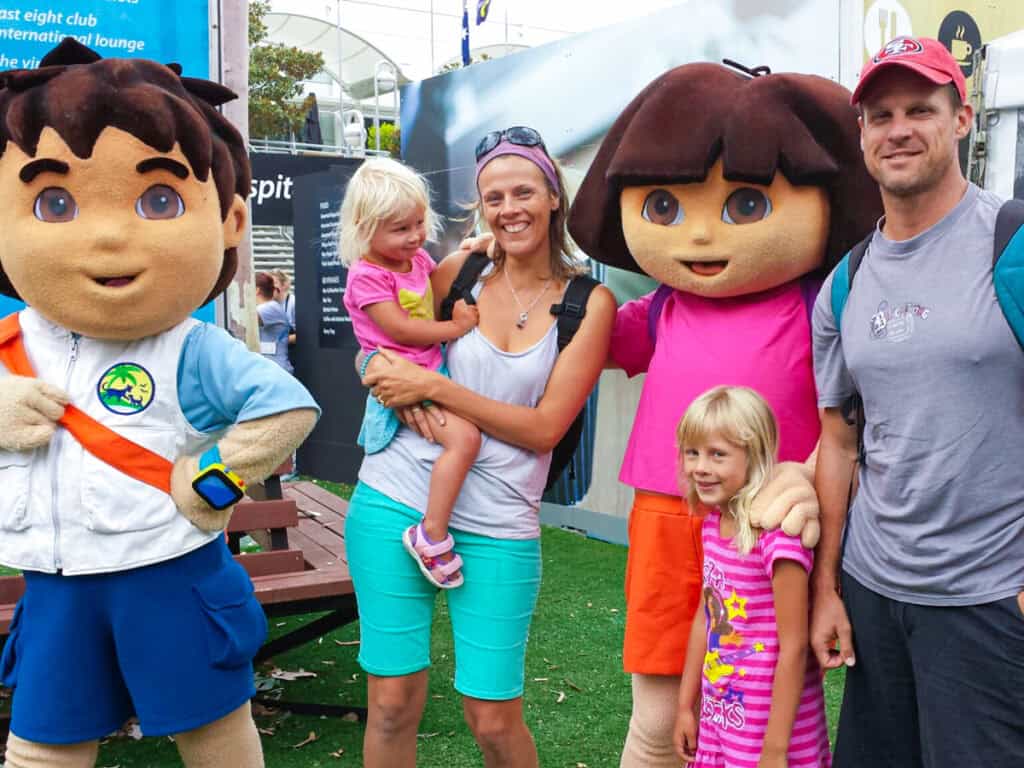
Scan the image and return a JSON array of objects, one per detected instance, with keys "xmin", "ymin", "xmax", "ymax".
[{"xmin": 694, "ymin": 509, "xmax": 831, "ymax": 768}]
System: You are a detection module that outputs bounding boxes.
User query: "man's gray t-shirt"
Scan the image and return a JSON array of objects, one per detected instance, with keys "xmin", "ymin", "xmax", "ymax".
[{"xmin": 812, "ymin": 183, "xmax": 1024, "ymax": 606}]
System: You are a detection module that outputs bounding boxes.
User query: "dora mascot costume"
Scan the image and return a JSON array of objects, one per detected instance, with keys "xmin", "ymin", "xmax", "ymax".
[
  {"xmin": 568, "ymin": 62, "xmax": 881, "ymax": 765},
  {"xmin": 0, "ymin": 40, "xmax": 318, "ymax": 767}
]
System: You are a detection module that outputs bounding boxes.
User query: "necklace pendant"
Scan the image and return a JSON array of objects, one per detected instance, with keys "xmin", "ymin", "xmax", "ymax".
[{"xmin": 516, "ymin": 312, "xmax": 528, "ymax": 329}]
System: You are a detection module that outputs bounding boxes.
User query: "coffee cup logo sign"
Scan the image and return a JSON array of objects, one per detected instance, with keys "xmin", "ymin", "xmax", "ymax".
[{"xmin": 938, "ymin": 11, "xmax": 982, "ymax": 77}]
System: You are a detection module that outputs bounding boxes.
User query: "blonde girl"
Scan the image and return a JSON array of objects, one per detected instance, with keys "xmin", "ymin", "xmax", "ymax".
[
  {"xmin": 674, "ymin": 386, "xmax": 831, "ymax": 768},
  {"xmin": 341, "ymin": 157, "xmax": 480, "ymax": 589}
]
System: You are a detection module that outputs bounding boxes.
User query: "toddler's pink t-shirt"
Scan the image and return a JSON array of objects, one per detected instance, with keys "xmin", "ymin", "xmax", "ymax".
[
  {"xmin": 610, "ymin": 282, "xmax": 820, "ymax": 496},
  {"xmin": 343, "ymin": 248, "xmax": 443, "ymax": 370}
]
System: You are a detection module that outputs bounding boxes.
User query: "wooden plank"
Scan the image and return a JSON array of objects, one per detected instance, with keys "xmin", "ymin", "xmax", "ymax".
[
  {"xmin": 286, "ymin": 526, "xmax": 341, "ymax": 571},
  {"xmin": 292, "ymin": 482, "xmax": 351, "ymax": 515},
  {"xmin": 296, "ymin": 517, "xmax": 346, "ymax": 555},
  {"xmin": 235, "ymin": 549, "xmax": 305, "ymax": 578},
  {"xmin": 250, "ymin": 567, "xmax": 353, "ymax": 605},
  {"xmin": 0, "ymin": 575, "xmax": 25, "ymax": 605},
  {"xmin": 228, "ymin": 500, "xmax": 297, "ymax": 533},
  {"xmin": 0, "ymin": 606, "xmax": 13, "ymax": 636},
  {"xmin": 284, "ymin": 486, "xmax": 343, "ymax": 522}
]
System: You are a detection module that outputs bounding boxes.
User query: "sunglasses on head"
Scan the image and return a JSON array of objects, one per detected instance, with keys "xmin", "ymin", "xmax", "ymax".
[{"xmin": 474, "ymin": 126, "xmax": 547, "ymax": 161}]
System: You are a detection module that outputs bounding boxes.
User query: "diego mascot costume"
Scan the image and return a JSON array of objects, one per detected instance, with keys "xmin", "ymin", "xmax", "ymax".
[
  {"xmin": 0, "ymin": 40, "xmax": 319, "ymax": 768},
  {"xmin": 568, "ymin": 62, "xmax": 882, "ymax": 765}
]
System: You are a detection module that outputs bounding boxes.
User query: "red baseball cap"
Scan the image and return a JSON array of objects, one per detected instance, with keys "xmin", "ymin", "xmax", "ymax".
[{"xmin": 852, "ymin": 36, "xmax": 967, "ymax": 106}]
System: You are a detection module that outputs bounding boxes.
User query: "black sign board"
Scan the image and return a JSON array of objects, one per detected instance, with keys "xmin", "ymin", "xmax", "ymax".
[
  {"xmin": 249, "ymin": 153, "xmax": 360, "ymax": 227},
  {"xmin": 292, "ymin": 164, "xmax": 365, "ymax": 483}
]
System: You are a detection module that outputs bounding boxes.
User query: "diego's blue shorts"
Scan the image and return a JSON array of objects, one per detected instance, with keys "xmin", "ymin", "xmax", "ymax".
[{"xmin": 0, "ymin": 538, "xmax": 266, "ymax": 744}]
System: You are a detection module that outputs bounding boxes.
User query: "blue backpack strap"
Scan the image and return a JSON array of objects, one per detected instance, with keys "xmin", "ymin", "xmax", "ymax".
[
  {"xmin": 646, "ymin": 284, "xmax": 674, "ymax": 343},
  {"xmin": 829, "ymin": 233, "xmax": 872, "ymax": 329},
  {"xmin": 993, "ymin": 199, "xmax": 1024, "ymax": 352}
]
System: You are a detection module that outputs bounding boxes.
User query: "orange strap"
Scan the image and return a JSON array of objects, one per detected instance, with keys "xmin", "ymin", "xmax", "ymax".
[{"xmin": 0, "ymin": 313, "xmax": 173, "ymax": 494}]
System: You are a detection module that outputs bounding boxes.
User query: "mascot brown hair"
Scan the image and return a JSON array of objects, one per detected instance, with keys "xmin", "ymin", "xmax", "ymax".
[
  {"xmin": 568, "ymin": 62, "xmax": 881, "ymax": 766},
  {"xmin": 0, "ymin": 39, "xmax": 318, "ymax": 768}
]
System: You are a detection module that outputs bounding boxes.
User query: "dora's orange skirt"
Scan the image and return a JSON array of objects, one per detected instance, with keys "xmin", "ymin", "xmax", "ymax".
[{"xmin": 623, "ymin": 491, "xmax": 704, "ymax": 675}]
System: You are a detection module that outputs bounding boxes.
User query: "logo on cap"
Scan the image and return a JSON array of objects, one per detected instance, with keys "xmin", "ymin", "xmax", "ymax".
[{"xmin": 874, "ymin": 37, "xmax": 924, "ymax": 62}]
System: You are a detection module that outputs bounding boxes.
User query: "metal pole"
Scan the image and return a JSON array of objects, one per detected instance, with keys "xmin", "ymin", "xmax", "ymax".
[
  {"xmin": 429, "ymin": 0, "xmax": 435, "ymax": 75},
  {"xmin": 374, "ymin": 66, "xmax": 380, "ymax": 153},
  {"xmin": 336, "ymin": 1, "xmax": 343, "ymax": 130}
]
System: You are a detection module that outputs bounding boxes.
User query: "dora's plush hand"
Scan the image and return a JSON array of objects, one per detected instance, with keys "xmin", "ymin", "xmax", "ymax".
[
  {"xmin": 0, "ymin": 375, "xmax": 69, "ymax": 451},
  {"xmin": 170, "ymin": 453, "xmax": 232, "ymax": 532},
  {"xmin": 748, "ymin": 461, "xmax": 820, "ymax": 549}
]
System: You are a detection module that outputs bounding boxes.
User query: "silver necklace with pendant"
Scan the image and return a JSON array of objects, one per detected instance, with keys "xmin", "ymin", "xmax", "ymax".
[{"xmin": 503, "ymin": 266, "xmax": 552, "ymax": 329}]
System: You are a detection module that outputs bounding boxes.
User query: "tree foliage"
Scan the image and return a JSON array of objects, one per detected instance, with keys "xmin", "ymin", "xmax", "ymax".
[
  {"xmin": 367, "ymin": 123, "xmax": 401, "ymax": 157},
  {"xmin": 248, "ymin": 1, "xmax": 325, "ymax": 140}
]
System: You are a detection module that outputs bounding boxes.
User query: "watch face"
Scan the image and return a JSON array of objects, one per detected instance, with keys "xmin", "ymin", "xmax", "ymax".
[{"xmin": 193, "ymin": 469, "xmax": 245, "ymax": 510}]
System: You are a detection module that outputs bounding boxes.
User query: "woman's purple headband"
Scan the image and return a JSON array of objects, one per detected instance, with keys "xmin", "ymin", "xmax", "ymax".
[{"xmin": 475, "ymin": 141, "xmax": 560, "ymax": 195}]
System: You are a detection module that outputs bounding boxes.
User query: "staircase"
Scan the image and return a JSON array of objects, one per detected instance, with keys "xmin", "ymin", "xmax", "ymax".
[{"xmin": 252, "ymin": 225, "xmax": 295, "ymax": 283}]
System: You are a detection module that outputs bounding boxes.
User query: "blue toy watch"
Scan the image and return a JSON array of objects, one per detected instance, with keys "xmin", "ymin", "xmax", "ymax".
[{"xmin": 191, "ymin": 445, "xmax": 246, "ymax": 510}]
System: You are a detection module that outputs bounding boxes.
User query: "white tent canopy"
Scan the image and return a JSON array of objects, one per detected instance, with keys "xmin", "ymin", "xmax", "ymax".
[{"xmin": 264, "ymin": 12, "xmax": 410, "ymax": 100}]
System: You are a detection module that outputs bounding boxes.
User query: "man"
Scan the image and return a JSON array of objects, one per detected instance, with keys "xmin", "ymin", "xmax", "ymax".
[{"xmin": 810, "ymin": 36, "xmax": 1024, "ymax": 767}]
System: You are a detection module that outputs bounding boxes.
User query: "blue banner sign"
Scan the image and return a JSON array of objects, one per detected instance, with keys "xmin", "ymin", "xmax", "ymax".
[{"xmin": 0, "ymin": 0, "xmax": 213, "ymax": 321}]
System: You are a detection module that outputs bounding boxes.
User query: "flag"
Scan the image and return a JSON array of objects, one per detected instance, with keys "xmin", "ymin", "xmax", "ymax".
[
  {"xmin": 461, "ymin": 1, "xmax": 471, "ymax": 66},
  {"xmin": 476, "ymin": 0, "xmax": 492, "ymax": 25}
]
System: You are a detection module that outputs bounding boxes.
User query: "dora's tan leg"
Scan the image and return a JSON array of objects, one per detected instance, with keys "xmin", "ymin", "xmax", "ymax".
[
  {"xmin": 3, "ymin": 731, "xmax": 98, "ymax": 768},
  {"xmin": 173, "ymin": 702, "xmax": 263, "ymax": 768},
  {"xmin": 619, "ymin": 673, "xmax": 683, "ymax": 768}
]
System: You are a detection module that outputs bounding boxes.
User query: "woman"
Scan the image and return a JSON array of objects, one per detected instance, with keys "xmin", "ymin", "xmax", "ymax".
[
  {"xmin": 354, "ymin": 127, "xmax": 616, "ymax": 768},
  {"xmin": 255, "ymin": 271, "xmax": 293, "ymax": 373}
]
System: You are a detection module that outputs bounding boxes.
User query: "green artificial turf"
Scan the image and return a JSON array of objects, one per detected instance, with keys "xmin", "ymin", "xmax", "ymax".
[{"xmin": 8, "ymin": 477, "xmax": 844, "ymax": 766}]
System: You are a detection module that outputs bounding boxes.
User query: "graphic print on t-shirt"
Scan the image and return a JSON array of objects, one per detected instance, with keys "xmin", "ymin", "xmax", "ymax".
[
  {"xmin": 869, "ymin": 299, "xmax": 931, "ymax": 342},
  {"xmin": 398, "ymin": 282, "xmax": 435, "ymax": 321}
]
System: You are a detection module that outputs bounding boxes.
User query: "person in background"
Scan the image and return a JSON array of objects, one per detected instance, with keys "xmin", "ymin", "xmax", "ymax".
[
  {"xmin": 271, "ymin": 268, "xmax": 296, "ymax": 345},
  {"xmin": 255, "ymin": 271, "xmax": 292, "ymax": 374}
]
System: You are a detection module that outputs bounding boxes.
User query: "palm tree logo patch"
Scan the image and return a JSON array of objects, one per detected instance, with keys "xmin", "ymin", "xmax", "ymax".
[{"xmin": 97, "ymin": 363, "xmax": 155, "ymax": 415}]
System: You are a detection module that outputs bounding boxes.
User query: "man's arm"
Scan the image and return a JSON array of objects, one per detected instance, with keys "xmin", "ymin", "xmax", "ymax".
[{"xmin": 809, "ymin": 406, "xmax": 858, "ymax": 669}]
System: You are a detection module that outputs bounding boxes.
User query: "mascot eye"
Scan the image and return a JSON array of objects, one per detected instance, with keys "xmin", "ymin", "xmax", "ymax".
[
  {"xmin": 722, "ymin": 188, "xmax": 772, "ymax": 225},
  {"xmin": 33, "ymin": 187, "xmax": 78, "ymax": 223},
  {"xmin": 641, "ymin": 189, "xmax": 684, "ymax": 226},
  {"xmin": 136, "ymin": 185, "xmax": 185, "ymax": 220}
]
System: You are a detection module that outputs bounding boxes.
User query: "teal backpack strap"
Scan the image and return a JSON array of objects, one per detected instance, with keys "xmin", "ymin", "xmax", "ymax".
[
  {"xmin": 830, "ymin": 234, "xmax": 872, "ymax": 329},
  {"xmin": 993, "ymin": 199, "xmax": 1024, "ymax": 352}
]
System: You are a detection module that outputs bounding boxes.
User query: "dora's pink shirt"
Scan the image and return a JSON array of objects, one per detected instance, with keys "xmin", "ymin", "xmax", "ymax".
[{"xmin": 610, "ymin": 282, "xmax": 820, "ymax": 496}]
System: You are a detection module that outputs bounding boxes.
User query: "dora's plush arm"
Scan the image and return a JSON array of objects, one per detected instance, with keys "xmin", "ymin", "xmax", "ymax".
[
  {"xmin": 748, "ymin": 461, "xmax": 821, "ymax": 549},
  {"xmin": 170, "ymin": 408, "xmax": 317, "ymax": 531}
]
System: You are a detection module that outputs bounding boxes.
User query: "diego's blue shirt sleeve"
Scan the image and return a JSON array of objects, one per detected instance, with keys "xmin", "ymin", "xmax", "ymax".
[{"xmin": 178, "ymin": 323, "xmax": 320, "ymax": 433}]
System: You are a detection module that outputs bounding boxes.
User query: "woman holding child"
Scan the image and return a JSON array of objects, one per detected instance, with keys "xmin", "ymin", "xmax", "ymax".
[{"xmin": 346, "ymin": 128, "xmax": 616, "ymax": 767}]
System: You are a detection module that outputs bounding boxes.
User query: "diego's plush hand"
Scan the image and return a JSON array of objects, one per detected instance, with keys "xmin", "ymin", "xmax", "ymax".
[
  {"xmin": 171, "ymin": 453, "xmax": 232, "ymax": 532},
  {"xmin": 0, "ymin": 375, "xmax": 69, "ymax": 451},
  {"xmin": 748, "ymin": 461, "xmax": 820, "ymax": 549},
  {"xmin": 456, "ymin": 232, "xmax": 495, "ymax": 258}
]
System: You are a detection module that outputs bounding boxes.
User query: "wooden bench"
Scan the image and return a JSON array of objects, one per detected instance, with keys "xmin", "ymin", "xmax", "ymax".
[{"xmin": 0, "ymin": 463, "xmax": 362, "ymax": 719}]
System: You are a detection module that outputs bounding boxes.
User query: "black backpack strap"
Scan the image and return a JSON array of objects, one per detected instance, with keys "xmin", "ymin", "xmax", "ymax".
[
  {"xmin": 847, "ymin": 232, "xmax": 872, "ymax": 284},
  {"xmin": 994, "ymin": 198, "xmax": 1024, "ymax": 264},
  {"xmin": 549, "ymin": 274, "xmax": 599, "ymax": 351},
  {"xmin": 440, "ymin": 251, "xmax": 490, "ymax": 321}
]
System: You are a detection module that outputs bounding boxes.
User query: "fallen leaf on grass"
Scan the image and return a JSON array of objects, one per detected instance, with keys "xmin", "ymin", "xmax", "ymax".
[
  {"xmin": 417, "ymin": 732, "xmax": 440, "ymax": 739},
  {"xmin": 552, "ymin": 690, "xmax": 566, "ymax": 704},
  {"xmin": 271, "ymin": 667, "xmax": 318, "ymax": 681},
  {"xmin": 576, "ymin": 763, "xmax": 589, "ymax": 767},
  {"xmin": 321, "ymin": 660, "xmax": 336, "ymax": 665},
  {"xmin": 330, "ymin": 747, "xmax": 346, "ymax": 758},
  {"xmin": 564, "ymin": 677, "xmax": 583, "ymax": 692},
  {"xmin": 334, "ymin": 639, "xmax": 360, "ymax": 647},
  {"xmin": 341, "ymin": 712, "xmax": 360, "ymax": 723},
  {"xmin": 292, "ymin": 731, "xmax": 318, "ymax": 749},
  {"xmin": 532, "ymin": 677, "xmax": 549, "ymax": 682},
  {"xmin": 258, "ymin": 727, "xmax": 275, "ymax": 736}
]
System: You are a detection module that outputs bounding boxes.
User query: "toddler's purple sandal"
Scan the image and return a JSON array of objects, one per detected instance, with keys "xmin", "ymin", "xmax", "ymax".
[{"xmin": 402, "ymin": 523, "xmax": 464, "ymax": 589}]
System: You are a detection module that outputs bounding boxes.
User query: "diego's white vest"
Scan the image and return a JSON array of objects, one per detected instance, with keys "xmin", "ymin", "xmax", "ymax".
[{"xmin": 0, "ymin": 309, "xmax": 219, "ymax": 575}]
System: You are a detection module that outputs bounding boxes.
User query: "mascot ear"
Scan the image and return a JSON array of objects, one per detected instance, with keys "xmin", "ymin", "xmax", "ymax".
[
  {"xmin": 39, "ymin": 37, "xmax": 101, "ymax": 67},
  {"xmin": 181, "ymin": 77, "xmax": 238, "ymax": 107},
  {"xmin": 166, "ymin": 63, "xmax": 183, "ymax": 76}
]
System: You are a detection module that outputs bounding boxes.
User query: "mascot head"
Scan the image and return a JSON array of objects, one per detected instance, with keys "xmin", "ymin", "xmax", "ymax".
[
  {"xmin": 569, "ymin": 62, "xmax": 881, "ymax": 298},
  {"xmin": 0, "ymin": 38, "xmax": 250, "ymax": 339}
]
